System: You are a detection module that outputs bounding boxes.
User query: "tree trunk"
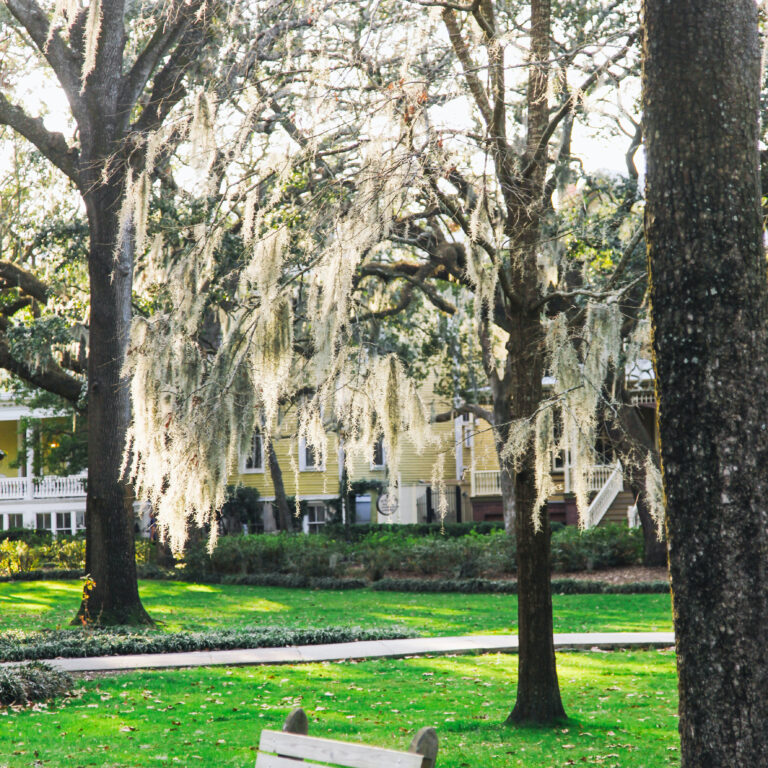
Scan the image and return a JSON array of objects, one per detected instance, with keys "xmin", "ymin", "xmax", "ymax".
[
  {"xmin": 612, "ymin": 402, "xmax": 667, "ymax": 567},
  {"xmin": 268, "ymin": 440, "xmax": 293, "ymax": 531},
  {"xmin": 75, "ymin": 184, "xmax": 151, "ymax": 625},
  {"xmin": 499, "ymin": 318, "xmax": 565, "ymax": 725},
  {"xmin": 643, "ymin": 1, "xmax": 768, "ymax": 763}
]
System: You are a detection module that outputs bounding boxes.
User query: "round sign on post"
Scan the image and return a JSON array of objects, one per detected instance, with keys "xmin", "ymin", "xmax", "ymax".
[{"xmin": 376, "ymin": 493, "xmax": 398, "ymax": 517}]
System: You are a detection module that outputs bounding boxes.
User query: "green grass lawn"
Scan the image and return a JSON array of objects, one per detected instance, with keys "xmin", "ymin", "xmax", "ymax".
[
  {"xmin": 0, "ymin": 580, "xmax": 672, "ymax": 636},
  {"xmin": 0, "ymin": 650, "xmax": 679, "ymax": 768}
]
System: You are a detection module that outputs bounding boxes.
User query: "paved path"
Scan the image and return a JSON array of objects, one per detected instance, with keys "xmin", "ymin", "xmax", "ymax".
[{"xmin": 37, "ymin": 632, "xmax": 675, "ymax": 674}]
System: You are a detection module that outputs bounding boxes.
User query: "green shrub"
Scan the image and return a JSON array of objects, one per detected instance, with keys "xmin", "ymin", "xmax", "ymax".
[
  {"xmin": 0, "ymin": 661, "xmax": 73, "ymax": 705},
  {"xmin": 550, "ymin": 524, "xmax": 643, "ymax": 572},
  {"xmin": 0, "ymin": 568, "xmax": 83, "ymax": 583},
  {"xmin": 0, "ymin": 540, "xmax": 40, "ymax": 576},
  {"xmin": 0, "ymin": 528, "xmax": 52, "ymax": 546},
  {"xmin": 322, "ymin": 521, "xmax": 506, "ymax": 540},
  {"xmin": 373, "ymin": 577, "xmax": 669, "ymax": 595},
  {"xmin": 0, "ymin": 625, "xmax": 419, "ymax": 662}
]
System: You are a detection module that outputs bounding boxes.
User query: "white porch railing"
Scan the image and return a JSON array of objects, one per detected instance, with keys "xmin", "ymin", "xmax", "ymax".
[
  {"xmin": 584, "ymin": 462, "xmax": 623, "ymax": 528},
  {"xmin": 471, "ymin": 470, "xmax": 502, "ymax": 496},
  {"xmin": 0, "ymin": 473, "xmax": 87, "ymax": 501}
]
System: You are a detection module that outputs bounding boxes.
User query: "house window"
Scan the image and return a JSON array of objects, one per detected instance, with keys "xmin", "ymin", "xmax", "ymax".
[
  {"xmin": 36, "ymin": 513, "xmax": 52, "ymax": 531},
  {"xmin": 305, "ymin": 502, "xmax": 327, "ymax": 532},
  {"xmin": 6, "ymin": 514, "xmax": 23, "ymax": 530},
  {"xmin": 56, "ymin": 512, "xmax": 72, "ymax": 532},
  {"xmin": 243, "ymin": 430, "xmax": 264, "ymax": 472},
  {"xmin": 371, "ymin": 437, "xmax": 386, "ymax": 470},
  {"xmin": 462, "ymin": 413, "xmax": 474, "ymax": 449},
  {"xmin": 299, "ymin": 438, "xmax": 323, "ymax": 471},
  {"xmin": 76, "ymin": 511, "xmax": 86, "ymax": 530}
]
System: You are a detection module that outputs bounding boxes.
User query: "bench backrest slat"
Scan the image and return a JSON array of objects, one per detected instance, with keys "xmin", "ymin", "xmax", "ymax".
[{"xmin": 258, "ymin": 730, "xmax": 425, "ymax": 768}]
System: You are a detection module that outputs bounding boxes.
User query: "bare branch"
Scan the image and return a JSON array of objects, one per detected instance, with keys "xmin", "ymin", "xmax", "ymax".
[
  {"xmin": 4, "ymin": 0, "xmax": 84, "ymax": 114},
  {"xmin": 521, "ymin": 35, "xmax": 636, "ymax": 179},
  {"xmin": 120, "ymin": 3, "xmax": 196, "ymax": 117},
  {"xmin": 434, "ymin": 402, "xmax": 494, "ymax": 424},
  {"xmin": 441, "ymin": 9, "xmax": 493, "ymax": 127},
  {"xmin": 0, "ymin": 94, "xmax": 79, "ymax": 182}
]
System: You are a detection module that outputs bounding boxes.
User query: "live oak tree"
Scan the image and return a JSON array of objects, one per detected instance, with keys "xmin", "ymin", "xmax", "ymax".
[
  {"xmin": 124, "ymin": 0, "xmax": 647, "ymax": 725},
  {"xmin": 0, "ymin": 0, "xmax": 305, "ymax": 624},
  {"xmin": 643, "ymin": 0, "xmax": 768, "ymax": 763}
]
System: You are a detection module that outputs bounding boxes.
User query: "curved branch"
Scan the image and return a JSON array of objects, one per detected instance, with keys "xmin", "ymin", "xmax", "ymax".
[
  {"xmin": 0, "ymin": 261, "xmax": 51, "ymax": 302},
  {"xmin": 0, "ymin": 95, "xmax": 80, "ymax": 182},
  {"xmin": 0, "ymin": 338, "xmax": 83, "ymax": 406}
]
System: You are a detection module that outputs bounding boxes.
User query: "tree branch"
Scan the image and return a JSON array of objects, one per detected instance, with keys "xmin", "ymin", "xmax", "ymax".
[
  {"xmin": 433, "ymin": 402, "xmax": 493, "ymax": 424},
  {"xmin": 0, "ymin": 95, "xmax": 80, "ymax": 182},
  {"xmin": 120, "ymin": 2, "xmax": 197, "ymax": 118},
  {"xmin": 0, "ymin": 261, "xmax": 51, "ymax": 302},
  {"xmin": 521, "ymin": 35, "xmax": 636, "ymax": 179},
  {"xmin": 442, "ymin": 9, "xmax": 493, "ymax": 127},
  {"xmin": 4, "ymin": 0, "xmax": 84, "ymax": 116},
  {"xmin": 0, "ymin": 338, "xmax": 83, "ymax": 406}
]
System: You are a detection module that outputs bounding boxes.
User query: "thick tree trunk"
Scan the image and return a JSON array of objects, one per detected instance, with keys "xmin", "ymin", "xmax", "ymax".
[
  {"xmin": 267, "ymin": 440, "xmax": 293, "ymax": 531},
  {"xmin": 75, "ymin": 184, "xmax": 151, "ymax": 626},
  {"xmin": 644, "ymin": 1, "xmax": 768, "ymax": 763}
]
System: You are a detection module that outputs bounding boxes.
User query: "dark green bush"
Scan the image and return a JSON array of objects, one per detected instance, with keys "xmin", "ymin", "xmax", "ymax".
[
  {"xmin": 0, "ymin": 528, "xmax": 53, "ymax": 546},
  {"xmin": 0, "ymin": 568, "xmax": 83, "ymax": 583},
  {"xmin": 0, "ymin": 625, "xmax": 418, "ymax": 662},
  {"xmin": 0, "ymin": 661, "xmax": 73, "ymax": 705},
  {"xmin": 322, "ymin": 521, "xmax": 506, "ymax": 540},
  {"xmin": 373, "ymin": 577, "xmax": 668, "ymax": 595},
  {"xmin": 550, "ymin": 524, "xmax": 643, "ymax": 572}
]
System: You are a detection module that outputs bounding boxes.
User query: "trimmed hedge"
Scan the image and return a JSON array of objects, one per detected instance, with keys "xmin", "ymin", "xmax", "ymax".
[
  {"xmin": 0, "ymin": 625, "xmax": 419, "ymax": 663},
  {"xmin": 372, "ymin": 577, "xmax": 669, "ymax": 595},
  {"xmin": 0, "ymin": 661, "xmax": 73, "ymax": 706},
  {"xmin": 321, "ymin": 522, "xmax": 506, "ymax": 540}
]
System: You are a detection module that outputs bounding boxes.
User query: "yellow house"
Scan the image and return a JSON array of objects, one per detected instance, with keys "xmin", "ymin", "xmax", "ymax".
[
  {"xmin": 0, "ymin": 391, "xmax": 86, "ymax": 535},
  {"xmin": 227, "ymin": 360, "xmax": 656, "ymax": 532}
]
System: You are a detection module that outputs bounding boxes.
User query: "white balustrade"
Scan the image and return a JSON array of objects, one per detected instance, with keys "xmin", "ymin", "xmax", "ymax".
[
  {"xmin": 0, "ymin": 474, "xmax": 87, "ymax": 501},
  {"xmin": 471, "ymin": 470, "xmax": 502, "ymax": 496},
  {"xmin": 0, "ymin": 477, "xmax": 28, "ymax": 500},
  {"xmin": 585, "ymin": 462, "xmax": 623, "ymax": 528},
  {"xmin": 34, "ymin": 474, "xmax": 87, "ymax": 498}
]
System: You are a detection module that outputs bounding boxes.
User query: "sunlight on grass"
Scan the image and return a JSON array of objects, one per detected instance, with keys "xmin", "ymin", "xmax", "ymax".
[
  {"xmin": 0, "ymin": 651, "xmax": 680, "ymax": 767},
  {"xmin": 0, "ymin": 579, "xmax": 673, "ymax": 637}
]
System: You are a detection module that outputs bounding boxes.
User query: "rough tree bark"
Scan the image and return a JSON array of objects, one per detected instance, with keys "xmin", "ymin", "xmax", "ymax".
[{"xmin": 643, "ymin": 0, "xmax": 768, "ymax": 763}]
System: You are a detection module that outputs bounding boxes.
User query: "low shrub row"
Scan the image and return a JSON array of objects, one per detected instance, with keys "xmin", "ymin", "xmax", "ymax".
[
  {"xmin": 0, "ymin": 523, "xmax": 645, "ymax": 582},
  {"xmin": 321, "ymin": 521, "xmax": 506, "ymax": 540},
  {"xmin": 0, "ymin": 625, "xmax": 419, "ymax": 663},
  {"xmin": 0, "ymin": 568, "xmax": 84, "ymax": 583},
  {"xmin": 0, "ymin": 661, "xmax": 73, "ymax": 706},
  {"xmin": 181, "ymin": 524, "xmax": 642, "ymax": 581},
  {"xmin": 371, "ymin": 577, "xmax": 670, "ymax": 595}
]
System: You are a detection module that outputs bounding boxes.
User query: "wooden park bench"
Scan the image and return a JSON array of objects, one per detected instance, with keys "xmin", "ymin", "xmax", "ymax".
[{"xmin": 255, "ymin": 707, "xmax": 438, "ymax": 768}]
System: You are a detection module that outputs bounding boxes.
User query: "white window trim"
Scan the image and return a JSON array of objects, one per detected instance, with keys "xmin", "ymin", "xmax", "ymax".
[
  {"xmin": 370, "ymin": 437, "xmax": 386, "ymax": 471},
  {"xmin": 241, "ymin": 431, "xmax": 265, "ymax": 474},
  {"xmin": 298, "ymin": 437, "xmax": 325, "ymax": 472}
]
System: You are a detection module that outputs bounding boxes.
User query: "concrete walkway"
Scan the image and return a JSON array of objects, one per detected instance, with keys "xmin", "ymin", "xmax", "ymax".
[{"xmin": 40, "ymin": 632, "xmax": 675, "ymax": 674}]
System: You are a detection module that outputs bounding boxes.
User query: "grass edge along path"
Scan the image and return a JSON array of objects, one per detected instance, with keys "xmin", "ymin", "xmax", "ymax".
[{"xmin": 0, "ymin": 650, "xmax": 680, "ymax": 768}]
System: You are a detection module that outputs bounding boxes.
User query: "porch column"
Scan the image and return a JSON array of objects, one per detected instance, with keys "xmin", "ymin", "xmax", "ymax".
[{"xmin": 24, "ymin": 426, "xmax": 34, "ymax": 500}]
